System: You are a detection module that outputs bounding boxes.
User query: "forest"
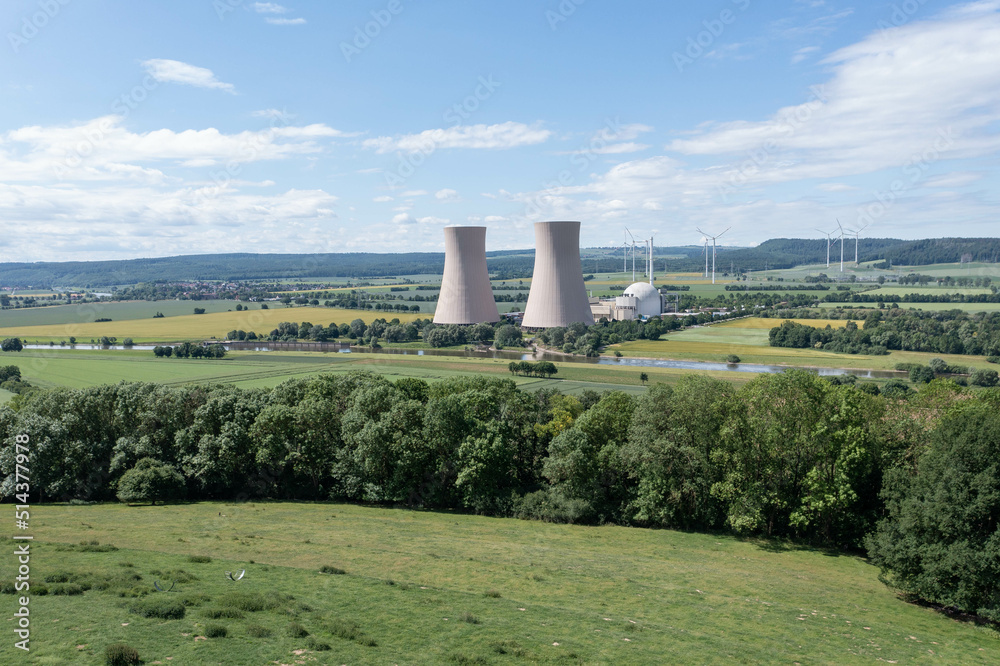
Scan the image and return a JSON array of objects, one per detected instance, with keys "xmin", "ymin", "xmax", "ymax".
[{"xmin": 0, "ymin": 370, "xmax": 997, "ymax": 621}]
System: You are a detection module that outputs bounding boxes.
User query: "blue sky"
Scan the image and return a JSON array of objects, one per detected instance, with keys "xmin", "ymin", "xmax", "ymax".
[{"xmin": 2, "ymin": 0, "xmax": 999, "ymax": 261}]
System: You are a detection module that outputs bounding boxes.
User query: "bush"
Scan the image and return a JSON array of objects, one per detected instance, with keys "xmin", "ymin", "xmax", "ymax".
[
  {"xmin": 909, "ymin": 365, "xmax": 935, "ymax": 384},
  {"xmin": 513, "ymin": 489, "xmax": 592, "ymax": 524},
  {"xmin": 725, "ymin": 354, "xmax": 741, "ymax": 363},
  {"xmin": 881, "ymin": 379, "xmax": 912, "ymax": 399},
  {"xmin": 306, "ymin": 637, "xmax": 332, "ymax": 651},
  {"xmin": 866, "ymin": 401, "xmax": 1000, "ymax": 621},
  {"xmin": 218, "ymin": 591, "xmax": 281, "ymax": 612},
  {"xmin": 970, "ymin": 368, "xmax": 999, "ymax": 387},
  {"xmin": 319, "ymin": 565, "xmax": 346, "ymax": 575},
  {"xmin": 128, "ymin": 598, "xmax": 185, "ymax": 619},
  {"xmin": 287, "ymin": 621, "xmax": 309, "ymax": 638},
  {"xmin": 117, "ymin": 458, "xmax": 185, "ymax": 504},
  {"xmin": 203, "ymin": 607, "xmax": 244, "ymax": 619},
  {"xmin": 459, "ymin": 612, "xmax": 480, "ymax": 624},
  {"xmin": 187, "ymin": 555, "xmax": 212, "ymax": 563},
  {"xmin": 1, "ymin": 337, "xmax": 23, "ymax": 352},
  {"xmin": 105, "ymin": 643, "xmax": 141, "ymax": 666},
  {"xmin": 987, "ymin": 355, "xmax": 999, "ymax": 364},
  {"xmin": 246, "ymin": 624, "xmax": 272, "ymax": 637},
  {"xmin": 204, "ymin": 623, "xmax": 228, "ymax": 638}
]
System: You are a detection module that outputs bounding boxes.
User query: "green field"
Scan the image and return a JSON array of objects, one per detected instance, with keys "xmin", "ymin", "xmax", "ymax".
[
  {"xmin": 1, "ymin": 502, "xmax": 994, "ymax": 665},
  {"xmin": 0, "ymin": 349, "xmax": 746, "ymax": 396},
  {"xmin": 0, "ymin": 307, "xmax": 425, "ymax": 344},
  {"xmin": 0, "ymin": 299, "xmax": 245, "ymax": 327}
]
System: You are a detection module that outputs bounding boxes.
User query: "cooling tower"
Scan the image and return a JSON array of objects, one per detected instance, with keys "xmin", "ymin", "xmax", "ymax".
[
  {"xmin": 522, "ymin": 221, "xmax": 595, "ymax": 329},
  {"xmin": 433, "ymin": 226, "xmax": 500, "ymax": 325}
]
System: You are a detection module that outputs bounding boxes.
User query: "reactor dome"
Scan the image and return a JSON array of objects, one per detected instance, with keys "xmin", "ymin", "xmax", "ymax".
[{"xmin": 623, "ymin": 282, "xmax": 662, "ymax": 318}]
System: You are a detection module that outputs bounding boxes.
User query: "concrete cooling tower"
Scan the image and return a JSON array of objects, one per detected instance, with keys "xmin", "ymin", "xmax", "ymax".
[
  {"xmin": 522, "ymin": 221, "xmax": 595, "ymax": 329},
  {"xmin": 433, "ymin": 226, "xmax": 500, "ymax": 325}
]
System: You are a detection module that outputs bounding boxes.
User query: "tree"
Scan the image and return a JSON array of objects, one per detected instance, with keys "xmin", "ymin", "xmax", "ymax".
[
  {"xmin": 193, "ymin": 308, "xmax": 206, "ymax": 315},
  {"xmin": 116, "ymin": 458, "xmax": 186, "ymax": 505},
  {"xmin": 494, "ymin": 324, "xmax": 522, "ymax": 349},
  {"xmin": 909, "ymin": 365, "xmax": 935, "ymax": 384},
  {"xmin": 1, "ymin": 338, "xmax": 23, "ymax": 352},
  {"xmin": 970, "ymin": 368, "xmax": 999, "ymax": 387},
  {"xmin": 639, "ymin": 372, "xmax": 649, "ymax": 385},
  {"xmin": 866, "ymin": 399, "xmax": 1000, "ymax": 621}
]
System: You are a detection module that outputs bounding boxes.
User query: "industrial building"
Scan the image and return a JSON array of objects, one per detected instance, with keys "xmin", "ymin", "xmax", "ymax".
[
  {"xmin": 433, "ymin": 226, "xmax": 500, "ymax": 325},
  {"xmin": 522, "ymin": 221, "xmax": 595, "ymax": 329},
  {"xmin": 589, "ymin": 235, "xmax": 665, "ymax": 321}
]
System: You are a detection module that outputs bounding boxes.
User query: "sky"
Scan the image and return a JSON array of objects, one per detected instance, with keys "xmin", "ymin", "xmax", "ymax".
[{"xmin": 2, "ymin": 0, "xmax": 999, "ymax": 262}]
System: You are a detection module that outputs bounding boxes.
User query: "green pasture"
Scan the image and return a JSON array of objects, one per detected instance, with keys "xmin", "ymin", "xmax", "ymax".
[
  {"xmin": 0, "ymin": 349, "xmax": 732, "ymax": 396},
  {"xmin": 0, "ymin": 300, "xmax": 243, "ymax": 328},
  {"xmin": 863, "ymin": 286, "xmax": 993, "ymax": 297},
  {"xmin": 1, "ymin": 502, "xmax": 994, "ymax": 665}
]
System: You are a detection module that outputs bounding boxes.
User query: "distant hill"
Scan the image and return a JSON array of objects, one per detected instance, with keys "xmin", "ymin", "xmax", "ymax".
[{"xmin": 1, "ymin": 237, "xmax": 997, "ymax": 288}]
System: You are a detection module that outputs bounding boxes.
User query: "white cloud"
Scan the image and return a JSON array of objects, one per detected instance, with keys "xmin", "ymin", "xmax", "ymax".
[
  {"xmin": 435, "ymin": 188, "xmax": 458, "ymax": 200},
  {"xmin": 392, "ymin": 213, "xmax": 416, "ymax": 225},
  {"xmin": 373, "ymin": 195, "xmax": 393, "ymax": 202},
  {"xmin": 0, "ymin": 115, "xmax": 346, "ymax": 181},
  {"xmin": 252, "ymin": 2, "xmax": 288, "ymax": 13},
  {"xmin": 266, "ymin": 17, "xmax": 306, "ymax": 25},
  {"xmin": 402, "ymin": 189, "xmax": 428, "ymax": 197},
  {"xmin": 364, "ymin": 122, "xmax": 551, "ymax": 154},
  {"xmin": 791, "ymin": 45, "xmax": 820, "ymax": 64},
  {"xmin": 140, "ymin": 59, "xmax": 236, "ymax": 94}
]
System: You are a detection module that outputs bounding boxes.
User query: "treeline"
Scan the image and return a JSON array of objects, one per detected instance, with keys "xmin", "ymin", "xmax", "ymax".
[
  {"xmin": 823, "ymin": 292, "xmax": 1000, "ymax": 304},
  {"xmin": 152, "ymin": 343, "xmax": 226, "ymax": 359},
  {"xmin": 536, "ymin": 318, "xmax": 675, "ymax": 357},
  {"xmin": 871, "ymin": 237, "xmax": 1000, "ymax": 266},
  {"xmin": 507, "ymin": 361, "xmax": 557, "ymax": 377},
  {"xmin": 898, "ymin": 274, "xmax": 993, "ymax": 287},
  {"xmin": 725, "ymin": 284, "xmax": 830, "ymax": 292},
  {"xmin": 768, "ymin": 309, "xmax": 1000, "ymax": 356},
  {"xmin": 2, "ymin": 371, "xmax": 998, "ymax": 619}
]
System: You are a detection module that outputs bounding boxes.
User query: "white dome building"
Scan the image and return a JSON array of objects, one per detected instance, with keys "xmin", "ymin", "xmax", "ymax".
[{"xmin": 623, "ymin": 282, "xmax": 662, "ymax": 318}]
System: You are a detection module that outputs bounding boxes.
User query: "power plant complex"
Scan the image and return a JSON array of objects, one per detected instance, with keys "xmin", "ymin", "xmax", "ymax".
[{"xmin": 432, "ymin": 220, "xmax": 663, "ymax": 328}]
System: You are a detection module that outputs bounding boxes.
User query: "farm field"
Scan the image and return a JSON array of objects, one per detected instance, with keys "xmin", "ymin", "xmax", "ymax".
[
  {"xmin": 0, "ymin": 307, "xmax": 425, "ymax": 344},
  {"xmin": 1, "ymin": 501, "xmax": 994, "ymax": 665},
  {"xmin": 0, "ymin": 349, "xmax": 736, "ymax": 395},
  {"xmin": 862, "ymin": 286, "xmax": 993, "ymax": 297},
  {"xmin": 0, "ymin": 299, "xmax": 242, "ymax": 327}
]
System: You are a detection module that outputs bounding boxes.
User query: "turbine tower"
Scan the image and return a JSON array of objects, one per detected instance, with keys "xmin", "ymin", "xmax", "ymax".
[
  {"xmin": 522, "ymin": 221, "xmax": 595, "ymax": 329},
  {"xmin": 696, "ymin": 226, "xmax": 731, "ymax": 285},
  {"xmin": 837, "ymin": 219, "xmax": 846, "ymax": 272},
  {"xmin": 815, "ymin": 228, "xmax": 835, "ymax": 268},
  {"xmin": 851, "ymin": 223, "xmax": 869, "ymax": 266},
  {"xmin": 433, "ymin": 226, "xmax": 500, "ymax": 325}
]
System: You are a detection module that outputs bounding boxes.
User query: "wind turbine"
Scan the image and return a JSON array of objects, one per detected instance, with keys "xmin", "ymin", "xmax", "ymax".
[
  {"xmin": 696, "ymin": 226, "xmax": 731, "ymax": 284},
  {"xmin": 836, "ymin": 219, "xmax": 846, "ymax": 272},
  {"xmin": 625, "ymin": 227, "xmax": 637, "ymax": 282},
  {"xmin": 815, "ymin": 228, "xmax": 836, "ymax": 269},
  {"xmin": 851, "ymin": 223, "xmax": 869, "ymax": 266}
]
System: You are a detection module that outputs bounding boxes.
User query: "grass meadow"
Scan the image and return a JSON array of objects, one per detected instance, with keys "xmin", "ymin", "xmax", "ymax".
[{"xmin": 1, "ymin": 502, "xmax": 995, "ymax": 665}]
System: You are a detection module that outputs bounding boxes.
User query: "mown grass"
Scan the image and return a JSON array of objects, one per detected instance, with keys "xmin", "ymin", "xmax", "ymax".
[{"xmin": 1, "ymin": 501, "xmax": 996, "ymax": 664}]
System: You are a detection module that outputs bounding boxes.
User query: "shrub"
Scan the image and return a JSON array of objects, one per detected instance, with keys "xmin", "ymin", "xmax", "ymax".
[
  {"xmin": 49, "ymin": 583, "xmax": 85, "ymax": 595},
  {"xmin": 459, "ymin": 612, "xmax": 480, "ymax": 624},
  {"xmin": 218, "ymin": 591, "xmax": 281, "ymax": 612},
  {"xmin": 287, "ymin": 621, "xmax": 309, "ymax": 638},
  {"xmin": 987, "ymin": 355, "xmax": 999, "ymax": 364},
  {"xmin": 725, "ymin": 354, "xmax": 741, "ymax": 363},
  {"xmin": 128, "ymin": 598, "xmax": 185, "ymax": 619},
  {"xmin": 881, "ymin": 379, "xmax": 912, "ymax": 399},
  {"xmin": 203, "ymin": 608, "xmax": 244, "ymax": 619},
  {"xmin": 105, "ymin": 643, "xmax": 141, "ymax": 666},
  {"xmin": 187, "ymin": 555, "xmax": 212, "ymax": 564},
  {"xmin": 970, "ymin": 368, "xmax": 1000, "ymax": 387},
  {"xmin": 306, "ymin": 637, "xmax": 332, "ymax": 651},
  {"xmin": 483, "ymin": 589, "xmax": 501, "ymax": 598},
  {"xmin": 246, "ymin": 624, "xmax": 272, "ymax": 637},
  {"xmin": 319, "ymin": 565, "xmax": 346, "ymax": 575},
  {"xmin": 117, "ymin": 458, "xmax": 185, "ymax": 505},
  {"xmin": 512, "ymin": 489, "xmax": 592, "ymax": 524},
  {"xmin": 204, "ymin": 623, "xmax": 228, "ymax": 638},
  {"xmin": 909, "ymin": 365, "xmax": 935, "ymax": 384}
]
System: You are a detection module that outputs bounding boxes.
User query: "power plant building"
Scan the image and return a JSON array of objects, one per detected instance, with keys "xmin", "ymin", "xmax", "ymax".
[
  {"xmin": 522, "ymin": 221, "xmax": 595, "ymax": 329},
  {"xmin": 590, "ymin": 236, "xmax": 664, "ymax": 321},
  {"xmin": 433, "ymin": 226, "xmax": 500, "ymax": 325}
]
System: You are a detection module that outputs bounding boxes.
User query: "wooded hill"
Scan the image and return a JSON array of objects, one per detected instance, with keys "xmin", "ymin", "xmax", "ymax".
[{"xmin": 2, "ymin": 237, "xmax": 998, "ymax": 288}]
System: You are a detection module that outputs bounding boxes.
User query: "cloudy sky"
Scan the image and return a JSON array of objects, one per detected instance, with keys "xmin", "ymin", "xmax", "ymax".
[{"xmin": 2, "ymin": 0, "xmax": 999, "ymax": 261}]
